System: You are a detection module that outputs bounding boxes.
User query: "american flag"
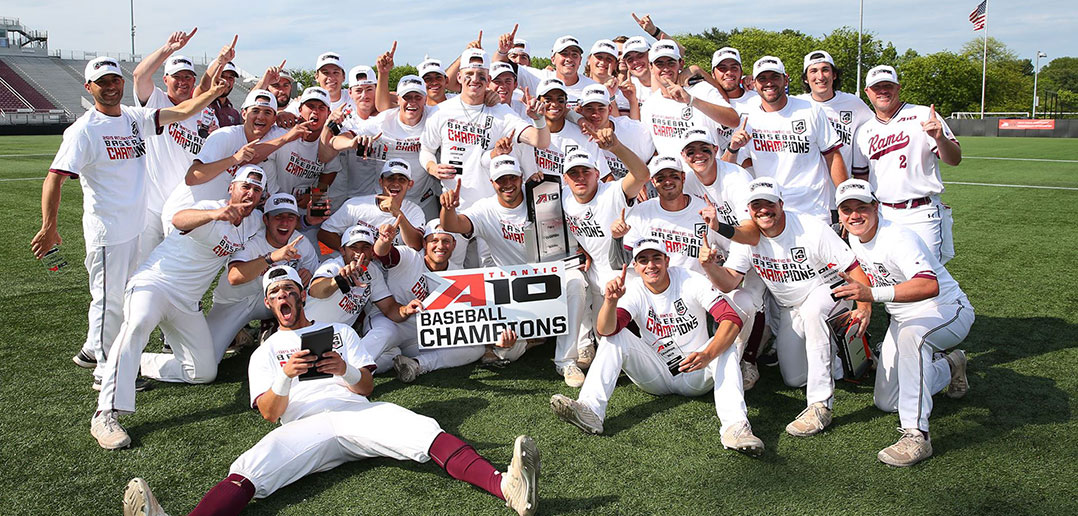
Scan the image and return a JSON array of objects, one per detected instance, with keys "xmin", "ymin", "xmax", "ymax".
[{"xmin": 969, "ymin": 1, "xmax": 987, "ymax": 31}]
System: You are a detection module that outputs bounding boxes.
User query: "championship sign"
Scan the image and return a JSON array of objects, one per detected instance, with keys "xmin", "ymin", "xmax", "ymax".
[{"xmin": 416, "ymin": 262, "xmax": 569, "ymax": 348}]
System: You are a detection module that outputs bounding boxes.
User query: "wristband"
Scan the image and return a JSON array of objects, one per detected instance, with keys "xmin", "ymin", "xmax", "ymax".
[
  {"xmin": 871, "ymin": 286, "xmax": 896, "ymax": 303},
  {"xmin": 725, "ymin": 144, "xmax": 736, "ymax": 155},
  {"xmin": 531, "ymin": 116, "xmax": 547, "ymax": 129},
  {"xmin": 334, "ymin": 274, "xmax": 352, "ymax": 294},
  {"xmin": 715, "ymin": 222, "xmax": 736, "ymax": 240},
  {"xmin": 651, "ymin": 27, "xmax": 662, "ymax": 39},
  {"xmin": 263, "ymin": 254, "xmax": 274, "ymax": 266},
  {"xmin": 341, "ymin": 364, "xmax": 363, "ymax": 385},
  {"xmin": 497, "ymin": 50, "xmax": 508, "ymax": 56},
  {"xmin": 271, "ymin": 370, "xmax": 292, "ymax": 397}
]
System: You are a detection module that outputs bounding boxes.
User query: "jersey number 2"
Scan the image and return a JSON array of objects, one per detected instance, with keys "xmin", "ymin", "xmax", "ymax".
[{"xmin": 898, "ymin": 155, "xmax": 907, "ymax": 169}]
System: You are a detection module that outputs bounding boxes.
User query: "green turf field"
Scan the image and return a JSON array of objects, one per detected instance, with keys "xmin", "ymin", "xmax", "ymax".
[{"xmin": 0, "ymin": 136, "xmax": 1075, "ymax": 515}]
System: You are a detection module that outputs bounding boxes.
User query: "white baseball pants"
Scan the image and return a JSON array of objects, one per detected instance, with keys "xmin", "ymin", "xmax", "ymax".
[
  {"xmin": 82, "ymin": 237, "xmax": 141, "ymax": 380},
  {"xmin": 553, "ymin": 268, "xmax": 589, "ymax": 369},
  {"xmin": 770, "ymin": 283, "xmax": 847, "ymax": 409},
  {"xmin": 880, "ymin": 196, "xmax": 955, "ymax": 264},
  {"xmin": 137, "ymin": 210, "xmax": 165, "ymax": 265},
  {"xmin": 205, "ymin": 297, "xmax": 272, "ymax": 363}
]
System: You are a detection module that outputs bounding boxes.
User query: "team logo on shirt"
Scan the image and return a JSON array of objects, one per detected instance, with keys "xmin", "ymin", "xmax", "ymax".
[
  {"xmin": 681, "ymin": 106, "xmax": 693, "ymax": 120},
  {"xmin": 674, "ymin": 299, "xmax": 688, "ymax": 316},
  {"xmin": 501, "ymin": 220, "xmax": 527, "ymax": 244},
  {"xmin": 875, "ymin": 263, "xmax": 892, "ymax": 279},
  {"xmin": 694, "ymin": 223, "xmax": 707, "ymax": 239},
  {"xmin": 791, "ymin": 247, "xmax": 807, "ymax": 263},
  {"xmin": 792, "ymin": 119, "xmax": 807, "ymax": 134},
  {"xmin": 868, "ymin": 131, "xmax": 911, "ymax": 160},
  {"xmin": 102, "ymin": 122, "xmax": 148, "ymax": 160},
  {"xmin": 840, "ymin": 111, "xmax": 853, "ymax": 125}
]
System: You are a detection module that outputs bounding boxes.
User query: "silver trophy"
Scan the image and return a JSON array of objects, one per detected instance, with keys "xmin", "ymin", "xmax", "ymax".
[{"xmin": 524, "ymin": 174, "xmax": 579, "ymax": 265}]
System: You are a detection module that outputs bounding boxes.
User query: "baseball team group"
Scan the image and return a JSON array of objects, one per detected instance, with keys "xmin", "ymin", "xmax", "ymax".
[{"xmin": 29, "ymin": 12, "xmax": 975, "ymax": 516}]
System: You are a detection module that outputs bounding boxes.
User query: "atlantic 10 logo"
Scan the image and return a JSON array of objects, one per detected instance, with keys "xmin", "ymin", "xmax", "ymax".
[{"xmin": 425, "ymin": 268, "xmax": 562, "ymax": 310}]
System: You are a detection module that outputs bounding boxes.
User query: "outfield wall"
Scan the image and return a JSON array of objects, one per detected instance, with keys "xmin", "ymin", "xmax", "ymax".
[{"xmin": 948, "ymin": 119, "xmax": 1078, "ymax": 138}]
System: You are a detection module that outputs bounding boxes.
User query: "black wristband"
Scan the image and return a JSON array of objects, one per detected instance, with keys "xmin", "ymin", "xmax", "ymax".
[
  {"xmin": 334, "ymin": 274, "xmax": 351, "ymax": 294},
  {"xmin": 263, "ymin": 254, "xmax": 274, "ymax": 266},
  {"xmin": 651, "ymin": 27, "xmax": 662, "ymax": 39},
  {"xmin": 716, "ymin": 222, "xmax": 736, "ymax": 240}
]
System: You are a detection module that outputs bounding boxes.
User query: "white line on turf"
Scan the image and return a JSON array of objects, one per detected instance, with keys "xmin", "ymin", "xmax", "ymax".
[
  {"xmin": 0, "ymin": 153, "xmax": 54, "ymax": 158},
  {"xmin": 944, "ymin": 181, "xmax": 1078, "ymax": 191},
  {"xmin": 964, "ymin": 156, "xmax": 1078, "ymax": 163},
  {"xmin": 0, "ymin": 177, "xmax": 47, "ymax": 182}
]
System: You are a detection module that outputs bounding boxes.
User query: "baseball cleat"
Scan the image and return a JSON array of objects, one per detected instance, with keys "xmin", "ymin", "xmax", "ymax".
[
  {"xmin": 741, "ymin": 360, "xmax": 760, "ymax": 391},
  {"xmin": 878, "ymin": 428, "xmax": 932, "ymax": 467},
  {"xmin": 502, "ymin": 435, "xmax": 540, "ymax": 516},
  {"xmin": 785, "ymin": 402, "xmax": 833, "ymax": 437},
  {"xmin": 393, "ymin": 355, "xmax": 421, "ymax": 383},
  {"xmin": 558, "ymin": 364, "xmax": 586, "ymax": 388},
  {"xmin": 73, "ymin": 349, "xmax": 97, "ymax": 368},
  {"xmin": 91, "ymin": 410, "xmax": 131, "ymax": 450},
  {"xmin": 721, "ymin": 421, "xmax": 764, "ymax": 457},
  {"xmin": 944, "ymin": 349, "xmax": 968, "ymax": 399},
  {"xmin": 226, "ymin": 327, "xmax": 256, "ymax": 355},
  {"xmin": 550, "ymin": 394, "xmax": 603, "ymax": 434},
  {"xmin": 93, "ymin": 377, "xmax": 153, "ymax": 392},
  {"xmin": 576, "ymin": 344, "xmax": 595, "ymax": 370},
  {"xmin": 123, "ymin": 477, "xmax": 169, "ymax": 516}
]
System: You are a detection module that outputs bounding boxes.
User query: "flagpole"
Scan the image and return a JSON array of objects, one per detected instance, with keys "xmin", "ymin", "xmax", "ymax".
[{"xmin": 979, "ymin": 0, "xmax": 989, "ymax": 119}]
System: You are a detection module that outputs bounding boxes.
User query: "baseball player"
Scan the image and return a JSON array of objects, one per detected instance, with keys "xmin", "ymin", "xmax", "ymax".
[
  {"xmin": 550, "ymin": 240, "xmax": 764, "ymax": 456},
  {"xmin": 283, "ymin": 52, "xmax": 357, "ymax": 116},
  {"xmin": 852, "ymin": 65, "xmax": 962, "ymax": 264},
  {"xmin": 724, "ymin": 56, "xmax": 847, "ymax": 225},
  {"xmin": 90, "ymin": 166, "xmax": 266, "ymax": 450},
  {"xmin": 516, "ymin": 78, "xmax": 610, "ymax": 179},
  {"xmin": 704, "ymin": 178, "xmax": 873, "ymax": 437},
  {"xmin": 261, "ymin": 86, "xmax": 341, "ymax": 213},
  {"xmin": 832, "ymin": 179, "xmax": 972, "ymax": 466},
  {"xmin": 317, "ymin": 159, "xmax": 426, "ymax": 251},
  {"xmin": 489, "ymin": 62, "xmax": 530, "ymax": 118},
  {"xmin": 32, "ymin": 57, "xmax": 228, "ymax": 383},
  {"xmin": 204, "ymin": 193, "xmax": 320, "ymax": 363},
  {"xmin": 621, "ymin": 36, "xmax": 654, "ymax": 106},
  {"xmin": 794, "ymin": 50, "xmax": 873, "ymax": 181},
  {"xmin": 417, "ymin": 57, "xmax": 456, "ymax": 106},
  {"xmin": 439, "ymin": 156, "xmax": 590, "ymax": 387},
  {"xmin": 328, "ymin": 61, "xmax": 383, "ymax": 210},
  {"xmin": 507, "ymin": 38, "xmax": 531, "ymax": 67},
  {"xmin": 710, "ymin": 47, "xmax": 761, "ymax": 147},
  {"xmin": 575, "ymin": 84, "xmax": 655, "ymax": 182},
  {"xmin": 584, "ymin": 39, "xmax": 637, "ymax": 117},
  {"xmin": 121, "ymin": 265, "xmax": 539, "ymax": 516}
]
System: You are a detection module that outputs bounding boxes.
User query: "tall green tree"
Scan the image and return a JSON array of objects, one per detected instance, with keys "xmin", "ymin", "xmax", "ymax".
[{"xmin": 897, "ymin": 52, "xmax": 981, "ymax": 116}]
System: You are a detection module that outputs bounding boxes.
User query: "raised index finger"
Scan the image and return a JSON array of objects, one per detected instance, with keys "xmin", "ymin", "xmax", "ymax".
[
  {"xmin": 631, "ymin": 12, "xmax": 642, "ymax": 23},
  {"xmin": 389, "ymin": 41, "xmax": 397, "ymax": 56},
  {"xmin": 228, "ymin": 34, "xmax": 238, "ymax": 51},
  {"xmin": 477, "ymin": 30, "xmax": 483, "ymax": 46},
  {"xmin": 739, "ymin": 116, "xmax": 748, "ymax": 130},
  {"xmin": 454, "ymin": 177, "xmax": 462, "ymax": 195},
  {"xmin": 187, "ymin": 27, "xmax": 198, "ymax": 40},
  {"xmin": 510, "ymin": 23, "xmax": 518, "ymax": 39},
  {"xmin": 929, "ymin": 104, "xmax": 937, "ymax": 120},
  {"xmin": 620, "ymin": 264, "xmax": 628, "ymax": 281}
]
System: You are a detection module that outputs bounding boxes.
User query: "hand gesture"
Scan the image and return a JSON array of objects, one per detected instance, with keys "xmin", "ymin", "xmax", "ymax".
[
  {"xmin": 495, "ymin": 328, "xmax": 518, "ymax": 348},
  {"xmin": 215, "ymin": 201, "xmax": 252, "ymax": 225},
  {"xmin": 339, "ymin": 259, "xmax": 369, "ymax": 288},
  {"xmin": 282, "ymin": 349, "xmax": 315, "ymax": 378},
  {"xmin": 378, "ymin": 214, "xmax": 403, "ymax": 244},
  {"xmin": 921, "ymin": 104, "xmax": 943, "ymax": 140},
  {"xmin": 298, "ymin": 267, "xmax": 313, "ymax": 285},
  {"xmin": 377, "ymin": 41, "xmax": 397, "ymax": 75},
  {"xmin": 270, "ymin": 234, "xmax": 304, "ymax": 263},
  {"xmin": 698, "ymin": 196, "xmax": 718, "ymax": 230},
  {"xmin": 210, "ymin": 77, "xmax": 231, "ymax": 97},
  {"xmin": 831, "ymin": 270, "xmax": 873, "ymax": 303},
  {"xmin": 216, "ymin": 35, "xmax": 238, "ymax": 65},
  {"xmin": 375, "ymin": 189, "xmax": 404, "ymax": 214},
  {"xmin": 286, "ymin": 120, "xmax": 315, "ymax": 141},
  {"xmin": 232, "ymin": 138, "xmax": 261, "ymax": 164},
  {"xmin": 440, "ymin": 178, "xmax": 462, "ymax": 211},
  {"xmin": 631, "ymin": 13, "xmax": 657, "ymax": 35},
  {"xmin": 679, "ymin": 348, "xmax": 716, "ymax": 373},
  {"xmin": 276, "ymin": 111, "xmax": 299, "ymax": 129},
  {"xmin": 165, "ymin": 28, "xmax": 197, "ymax": 53},
  {"xmin": 491, "ymin": 130, "xmax": 515, "ymax": 157},
  {"xmin": 30, "ymin": 227, "xmax": 62, "ymax": 260},
  {"xmin": 498, "ymin": 24, "xmax": 519, "ymax": 56},
  {"xmin": 328, "ymin": 104, "xmax": 347, "ymax": 125},
  {"xmin": 585, "ymin": 124, "xmax": 618, "ymax": 150},
  {"xmin": 698, "ymin": 235, "xmax": 721, "ymax": 265},
  {"xmin": 467, "ymin": 30, "xmax": 483, "ymax": 50},
  {"xmin": 658, "ymin": 77, "xmax": 691, "ymax": 104},
  {"xmin": 523, "ymin": 88, "xmax": 549, "ymax": 120},
  {"xmin": 603, "ymin": 76, "xmax": 619, "ymax": 96},
  {"xmin": 314, "ymin": 350, "xmax": 347, "ymax": 377},
  {"xmin": 262, "ymin": 59, "xmax": 286, "ymax": 86},
  {"xmin": 483, "ymin": 88, "xmax": 502, "ymax": 107},
  {"xmin": 619, "ymin": 76, "xmax": 637, "ymax": 101},
  {"xmin": 604, "ymin": 265, "xmax": 628, "ymax": 301},
  {"xmin": 350, "ymin": 132, "xmax": 380, "ymax": 158},
  {"xmin": 611, "ymin": 207, "xmax": 631, "ymax": 238},
  {"xmin": 401, "ymin": 299, "xmax": 423, "ymax": 317},
  {"xmin": 729, "ymin": 117, "xmax": 750, "ymax": 152}
]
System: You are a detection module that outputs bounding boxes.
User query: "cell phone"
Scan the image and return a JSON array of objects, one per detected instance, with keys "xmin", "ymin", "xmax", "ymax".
[
  {"xmin": 327, "ymin": 120, "xmax": 342, "ymax": 136},
  {"xmin": 686, "ymin": 73, "xmax": 705, "ymax": 86},
  {"xmin": 298, "ymin": 326, "xmax": 335, "ymax": 381},
  {"xmin": 829, "ymin": 279, "xmax": 846, "ymax": 302}
]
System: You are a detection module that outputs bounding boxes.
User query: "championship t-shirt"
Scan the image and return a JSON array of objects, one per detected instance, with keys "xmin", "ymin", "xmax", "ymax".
[
  {"xmin": 617, "ymin": 267, "xmax": 727, "ymax": 352},
  {"xmin": 459, "ymin": 197, "xmax": 529, "ymax": 266},
  {"xmin": 601, "ymin": 117, "xmax": 656, "ymax": 180},
  {"xmin": 212, "ymin": 230, "xmax": 320, "ymax": 305},
  {"xmin": 794, "ymin": 90, "xmax": 872, "ymax": 176},
  {"xmin": 716, "ymin": 89, "xmax": 760, "ymax": 145},
  {"xmin": 304, "ymin": 256, "xmax": 391, "ymax": 326},
  {"xmin": 380, "ymin": 245, "xmax": 438, "ymax": 304},
  {"xmin": 682, "ymin": 161, "xmax": 754, "ymax": 261},
  {"xmin": 520, "ymin": 122, "xmax": 609, "ymax": 178},
  {"xmin": 515, "ymin": 67, "xmax": 628, "ymax": 109},
  {"xmin": 641, "ymin": 81, "xmax": 731, "ymax": 157},
  {"xmin": 623, "ymin": 195, "xmax": 715, "ymax": 274},
  {"xmin": 261, "ymin": 136, "xmax": 342, "ymax": 198},
  {"xmin": 562, "ymin": 179, "xmax": 632, "ymax": 279},
  {"xmin": 345, "ymin": 105, "xmax": 440, "ymax": 217},
  {"xmin": 137, "ymin": 87, "xmax": 210, "ymax": 214},
  {"xmin": 321, "ymin": 194, "xmax": 425, "ymax": 242}
]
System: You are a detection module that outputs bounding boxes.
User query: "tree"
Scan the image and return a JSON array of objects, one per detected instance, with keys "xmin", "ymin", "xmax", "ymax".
[
  {"xmin": 958, "ymin": 37, "xmax": 1034, "ymax": 113},
  {"xmin": 1038, "ymin": 57, "xmax": 1078, "ymax": 94},
  {"xmin": 898, "ymin": 52, "xmax": 981, "ymax": 116}
]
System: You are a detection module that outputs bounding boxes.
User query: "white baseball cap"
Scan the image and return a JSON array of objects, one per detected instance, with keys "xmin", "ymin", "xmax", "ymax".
[
  {"xmin": 396, "ymin": 74, "xmax": 426, "ymax": 96},
  {"xmin": 579, "ymin": 84, "xmax": 610, "ymax": 106},
  {"xmin": 277, "ymin": 69, "xmax": 294, "ymax": 85},
  {"xmin": 563, "ymin": 150, "xmax": 596, "ymax": 172},
  {"xmin": 803, "ymin": 50, "xmax": 835, "ymax": 72},
  {"xmin": 622, "ymin": 36, "xmax": 650, "ymax": 55},
  {"xmin": 681, "ymin": 127, "xmax": 717, "ymax": 149},
  {"xmin": 551, "ymin": 35, "xmax": 583, "ymax": 55},
  {"xmin": 866, "ymin": 65, "xmax": 900, "ymax": 87},
  {"xmin": 711, "ymin": 47, "xmax": 742, "ymax": 68},
  {"xmin": 649, "ymin": 40, "xmax": 681, "ymax": 63},
  {"xmin": 342, "ymin": 225, "xmax": 376, "ymax": 247},
  {"xmin": 509, "ymin": 38, "xmax": 530, "ymax": 56},
  {"xmin": 648, "ymin": 155, "xmax": 684, "ymax": 177},
  {"xmin": 298, "ymin": 86, "xmax": 331, "ymax": 108},
  {"xmin": 84, "ymin": 56, "xmax": 123, "ymax": 83},
  {"xmin": 315, "ymin": 52, "xmax": 344, "ymax": 73},
  {"xmin": 490, "ymin": 155, "xmax": 522, "ymax": 180},
  {"xmin": 752, "ymin": 56, "xmax": 786, "ymax": 77},
  {"xmin": 490, "ymin": 62, "xmax": 516, "ymax": 79},
  {"xmin": 348, "ymin": 65, "xmax": 376, "ymax": 87},
  {"xmin": 537, "ymin": 77, "xmax": 568, "ymax": 97},
  {"xmin": 263, "ymin": 265, "xmax": 304, "ymax": 295},
  {"xmin": 380, "ymin": 158, "xmax": 412, "ymax": 180},
  {"xmin": 241, "ymin": 89, "xmax": 278, "ymax": 111},
  {"xmin": 459, "ymin": 49, "xmax": 490, "ymax": 70},
  {"xmin": 418, "ymin": 58, "xmax": 445, "ymax": 78},
  {"xmin": 746, "ymin": 178, "xmax": 782, "ymax": 203},
  {"xmin": 590, "ymin": 39, "xmax": 619, "ymax": 59},
  {"xmin": 835, "ymin": 179, "xmax": 877, "ymax": 205},
  {"xmin": 222, "ymin": 62, "xmax": 239, "ymax": 77},
  {"xmin": 423, "ymin": 220, "xmax": 454, "ymax": 238},
  {"xmin": 164, "ymin": 55, "xmax": 196, "ymax": 76},
  {"xmin": 264, "ymin": 193, "xmax": 300, "ymax": 216},
  {"xmin": 231, "ymin": 164, "xmax": 267, "ymax": 190},
  {"xmin": 632, "ymin": 238, "xmax": 668, "ymax": 259}
]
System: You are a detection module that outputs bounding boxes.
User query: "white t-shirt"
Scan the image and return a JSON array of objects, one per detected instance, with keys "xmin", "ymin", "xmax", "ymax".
[
  {"xmin": 624, "ymin": 195, "xmax": 715, "ymax": 275},
  {"xmin": 261, "ymin": 137, "xmax": 342, "ymax": 198},
  {"xmin": 725, "ymin": 212, "xmax": 856, "ymax": 307},
  {"xmin": 211, "ymin": 230, "xmax": 320, "ymax": 305},
  {"xmin": 562, "ymin": 179, "xmax": 632, "ymax": 278},
  {"xmin": 515, "ymin": 67, "xmax": 628, "ymax": 109},
  {"xmin": 420, "ymin": 98, "xmax": 531, "ymax": 205},
  {"xmin": 137, "ymin": 87, "xmax": 210, "ymax": 214},
  {"xmin": 716, "ymin": 89, "xmax": 760, "ymax": 145},
  {"xmin": 322, "ymin": 194, "xmax": 425, "ymax": 240},
  {"xmin": 630, "ymin": 76, "xmax": 653, "ymax": 106},
  {"xmin": 641, "ymin": 81, "xmax": 731, "ymax": 157},
  {"xmin": 849, "ymin": 219, "xmax": 967, "ymax": 322},
  {"xmin": 795, "ymin": 90, "xmax": 873, "ymax": 177},
  {"xmin": 851, "ymin": 103, "xmax": 959, "ymax": 203},
  {"xmin": 460, "ymin": 197, "xmax": 529, "ymax": 266},
  {"xmin": 286, "ymin": 93, "xmax": 357, "ymax": 117},
  {"xmin": 380, "ymin": 245, "xmax": 440, "ymax": 304},
  {"xmin": 345, "ymin": 106, "xmax": 440, "ymax": 213},
  {"xmin": 601, "ymin": 117, "xmax": 655, "ymax": 180},
  {"xmin": 248, "ymin": 321, "xmax": 372, "ymax": 424},
  {"xmin": 50, "ymin": 105, "xmax": 161, "ymax": 248},
  {"xmin": 681, "ymin": 162, "xmax": 754, "ymax": 261},
  {"xmin": 304, "ymin": 256, "xmax": 392, "ymax": 326},
  {"xmin": 739, "ymin": 97, "xmax": 841, "ymax": 215},
  {"xmin": 129, "ymin": 199, "xmax": 263, "ymax": 311},
  {"xmin": 520, "ymin": 122, "xmax": 609, "ymax": 178},
  {"xmin": 617, "ymin": 267, "xmax": 726, "ymax": 353}
]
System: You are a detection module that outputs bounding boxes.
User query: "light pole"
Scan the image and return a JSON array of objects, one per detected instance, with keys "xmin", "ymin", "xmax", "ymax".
[
  {"xmin": 1032, "ymin": 51, "xmax": 1047, "ymax": 119},
  {"xmin": 856, "ymin": 0, "xmax": 863, "ymax": 98}
]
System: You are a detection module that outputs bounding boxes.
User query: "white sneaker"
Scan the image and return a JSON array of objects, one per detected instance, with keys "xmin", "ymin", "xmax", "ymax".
[
  {"xmin": 557, "ymin": 364, "xmax": 585, "ymax": 388},
  {"xmin": 549, "ymin": 394, "xmax": 603, "ymax": 434},
  {"xmin": 393, "ymin": 355, "xmax": 421, "ymax": 383},
  {"xmin": 721, "ymin": 421, "xmax": 764, "ymax": 457},
  {"xmin": 741, "ymin": 360, "xmax": 760, "ymax": 391},
  {"xmin": 785, "ymin": 402, "xmax": 832, "ymax": 437},
  {"xmin": 502, "ymin": 435, "xmax": 540, "ymax": 516},
  {"xmin": 576, "ymin": 345, "xmax": 595, "ymax": 370},
  {"xmin": 91, "ymin": 410, "xmax": 131, "ymax": 450},
  {"xmin": 945, "ymin": 349, "xmax": 968, "ymax": 399},
  {"xmin": 123, "ymin": 477, "xmax": 169, "ymax": 516},
  {"xmin": 878, "ymin": 428, "xmax": 933, "ymax": 467}
]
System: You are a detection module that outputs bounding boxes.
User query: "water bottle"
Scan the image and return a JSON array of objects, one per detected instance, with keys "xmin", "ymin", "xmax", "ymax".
[{"xmin": 42, "ymin": 245, "xmax": 68, "ymax": 272}]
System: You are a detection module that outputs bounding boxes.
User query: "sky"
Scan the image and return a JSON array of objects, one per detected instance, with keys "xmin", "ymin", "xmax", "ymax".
[{"xmin": 6, "ymin": 0, "xmax": 1075, "ymax": 77}]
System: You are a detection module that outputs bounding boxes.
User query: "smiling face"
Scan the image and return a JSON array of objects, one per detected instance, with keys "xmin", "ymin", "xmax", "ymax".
[
  {"xmin": 379, "ymin": 173, "xmax": 413, "ymax": 198},
  {"xmin": 228, "ymin": 179, "xmax": 264, "ymax": 217},
  {"xmin": 299, "ymin": 100, "xmax": 330, "ymax": 132},
  {"xmin": 242, "ymin": 104, "xmax": 277, "ymax": 139},
  {"xmin": 540, "ymin": 90, "xmax": 568, "ymax": 121},
  {"xmin": 564, "ymin": 165, "xmax": 598, "ymax": 200},
  {"xmin": 264, "ymin": 212, "xmax": 299, "ymax": 247},
  {"xmin": 681, "ymin": 142, "xmax": 716, "ymax": 174},
  {"xmin": 651, "ymin": 57, "xmax": 682, "ymax": 84},
  {"xmin": 633, "ymin": 249, "xmax": 669, "ymax": 286},
  {"xmin": 579, "ymin": 102, "xmax": 609, "ymax": 127},
  {"xmin": 424, "ymin": 233, "xmax": 456, "ymax": 266},
  {"xmin": 317, "ymin": 65, "xmax": 345, "ymax": 97},
  {"xmin": 490, "ymin": 73, "xmax": 517, "ymax": 103},
  {"xmin": 491, "ymin": 174, "xmax": 523, "ymax": 206},
  {"xmin": 712, "ymin": 60, "xmax": 743, "ymax": 94},
  {"xmin": 553, "ymin": 47, "xmax": 583, "ymax": 77},
  {"xmin": 86, "ymin": 74, "xmax": 125, "ymax": 108},
  {"xmin": 268, "ymin": 78, "xmax": 292, "ymax": 105},
  {"xmin": 398, "ymin": 91, "xmax": 425, "ymax": 124},
  {"xmin": 457, "ymin": 68, "xmax": 489, "ymax": 103},
  {"xmin": 754, "ymin": 71, "xmax": 788, "ymax": 104},
  {"xmin": 624, "ymin": 51, "xmax": 649, "ymax": 80},
  {"xmin": 341, "ymin": 240, "xmax": 373, "ymax": 264},
  {"xmin": 866, "ymin": 81, "xmax": 902, "ymax": 115},
  {"xmin": 423, "ymin": 72, "xmax": 448, "ymax": 99},
  {"xmin": 838, "ymin": 199, "xmax": 880, "ymax": 241},
  {"xmin": 805, "ymin": 62, "xmax": 835, "ymax": 98},
  {"xmin": 349, "ymin": 84, "xmax": 376, "ymax": 111},
  {"xmin": 163, "ymin": 70, "xmax": 196, "ymax": 102},
  {"xmin": 651, "ymin": 168, "xmax": 685, "ymax": 202},
  {"xmin": 265, "ymin": 279, "xmax": 306, "ymax": 329},
  {"xmin": 588, "ymin": 52, "xmax": 618, "ymax": 81},
  {"xmin": 749, "ymin": 199, "xmax": 785, "ymax": 236}
]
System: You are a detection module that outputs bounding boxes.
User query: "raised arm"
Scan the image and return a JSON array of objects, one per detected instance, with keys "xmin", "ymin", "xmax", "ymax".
[
  {"xmin": 374, "ymin": 42, "xmax": 397, "ymax": 113},
  {"xmin": 438, "ymin": 179, "xmax": 474, "ymax": 235},
  {"xmin": 133, "ymin": 28, "xmax": 197, "ymax": 105}
]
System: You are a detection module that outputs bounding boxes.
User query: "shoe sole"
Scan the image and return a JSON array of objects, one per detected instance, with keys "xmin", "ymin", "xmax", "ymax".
[
  {"xmin": 73, "ymin": 353, "xmax": 96, "ymax": 369},
  {"xmin": 392, "ymin": 356, "xmax": 418, "ymax": 383},
  {"xmin": 785, "ymin": 422, "xmax": 827, "ymax": 437},
  {"xmin": 877, "ymin": 451, "xmax": 930, "ymax": 467},
  {"xmin": 724, "ymin": 442, "xmax": 764, "ymax": 457},
  {"xmin": 508, "ymin": 436, "xmax": 540, "ymax": 516},
  {"xmin": 123, "ymin": 477, "xmax": 150, "ymax": 516},
  {"xmin": 550, "ymin": 395, "xmax": 602, "ymax": 434},
  {"xmin": 946, "ymin": 350, "xmax": 968, "ymax": 399},
  {"xmin": 94, "ymin": 432, "xmax": 131, "ymax": 451}
]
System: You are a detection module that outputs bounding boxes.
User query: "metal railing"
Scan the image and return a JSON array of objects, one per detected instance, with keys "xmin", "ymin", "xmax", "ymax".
[
  {"xmin": 4, "ymin": 57, "xmax": 75, "ymax": 116},
  {"xmin": 949, "ymin": 111, "xmax": 1030, "ymax": 119}
]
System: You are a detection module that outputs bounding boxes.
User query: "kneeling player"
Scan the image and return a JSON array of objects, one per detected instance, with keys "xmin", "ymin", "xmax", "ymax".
[
  {"xmin": 550, "ymin": 240, "xmax": 764, "ymax": 456},
  {"xmin": 832, "ymin": 179, "xmax": 972, "ymax": 466},
  {"xmin": 121, "ymin": 266, "xmax": 539, "ymax": 516}
]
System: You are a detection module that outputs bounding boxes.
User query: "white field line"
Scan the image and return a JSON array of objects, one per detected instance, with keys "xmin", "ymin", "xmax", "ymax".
[{"xmin": 964, "ymin": 156, "xmax": 1078, "ymax": 163}]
